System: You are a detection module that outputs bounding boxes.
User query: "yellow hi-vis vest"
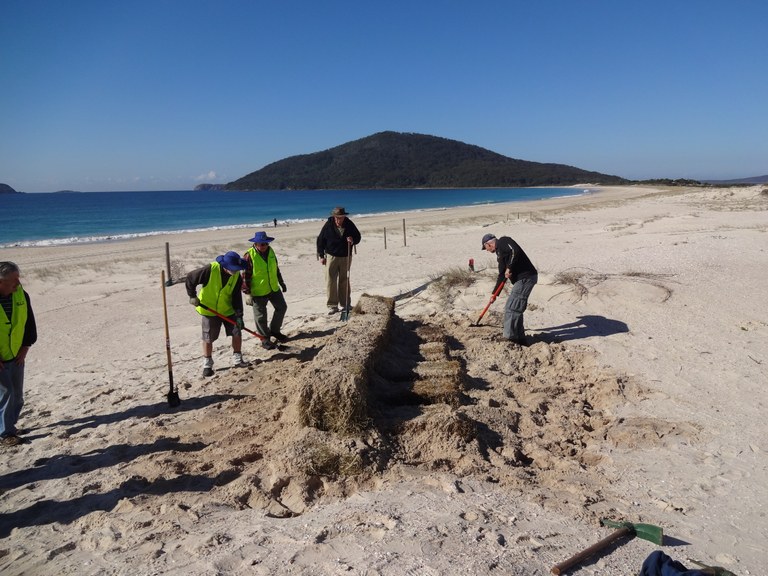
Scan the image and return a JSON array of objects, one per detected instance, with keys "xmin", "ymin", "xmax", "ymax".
[
  {"xmin": 0, "ymin": 286, "xmax": 28, "ymax": 361},
  {"xmin": 247, "ymin": 246, "xmax": 279, "ymax": 297},
  {"xmin": 196, "ymin": 262, "xmax": 238, "ymax": 317}
]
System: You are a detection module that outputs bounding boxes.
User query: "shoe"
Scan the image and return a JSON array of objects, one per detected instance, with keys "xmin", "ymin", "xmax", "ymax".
[
  {"xmin": 203, "ymin": 357, "xmax": 214, "ymax": 377},
  {"xmin": 327, "ymin": 306, "xmax": 339, "ymax": 315},
  {"xmin": 261, "ymin": 339, "xmax": 276, "ymax": 350},
  {"xmin": 232, "ymin": 352, "xmax": 249, "ymax": 368},
  {"xmin": 510, "ymin": 338, "xmax": 529, "ymax": 347},
  {"xmin": 1, "ymin": 435, "xmax": 24, "ymax": 447},
  {"xmin": 272, "ymin": 331, "xmax": 289, "ymax": 343}
]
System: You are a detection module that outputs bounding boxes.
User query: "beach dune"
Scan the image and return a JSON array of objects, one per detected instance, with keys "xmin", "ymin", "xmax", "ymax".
[{"xmin": 1, "ymin": 185, "xmax": 766, "ymax": 575}]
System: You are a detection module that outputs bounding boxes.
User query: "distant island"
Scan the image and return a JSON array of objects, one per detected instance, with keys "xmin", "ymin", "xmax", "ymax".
[
  {"xmin": 194, "ymin": 183, "xmax": 226, "ymax": 191},
  {"xmin": 225, "ymin": 131, "xmax": 629, "ymax": 191},
  {"xmin": 0, "ymin": 183, "xmax": 20, "ymax": 194}
]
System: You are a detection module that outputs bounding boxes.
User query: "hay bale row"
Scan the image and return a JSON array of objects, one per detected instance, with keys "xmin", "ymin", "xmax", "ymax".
[{"xmin": 297, "ymin": 295, "xmax": 395, "ymax": 435}]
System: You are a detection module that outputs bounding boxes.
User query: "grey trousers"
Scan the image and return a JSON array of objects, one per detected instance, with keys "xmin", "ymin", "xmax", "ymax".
[
  {"xmin": 503, "ymin": 274, "xmax": 538, "ymax": 341},
  {"xmin": 251, "ymin": 290, "xmax": 287, "ymax": 337}
]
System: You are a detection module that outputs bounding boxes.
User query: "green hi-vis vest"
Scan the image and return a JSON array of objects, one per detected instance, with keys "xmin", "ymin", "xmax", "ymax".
[
  {"xmin": 196, "ymin": 261, "xmax": 238, "ymax": 317},
  {"xmin": 247, "ymin": 246, "xmax": 280, "ymax": 297},
  {"xmin": 0, "ymin": 286, "xmax": 28, "ymax": 361}
]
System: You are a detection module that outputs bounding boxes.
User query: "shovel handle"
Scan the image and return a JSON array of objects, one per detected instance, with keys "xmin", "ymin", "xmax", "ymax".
[
  {"xmin": 197, "ymin": 303, "xmax": 265, "ymax": 341},
  {"xmin": 551, "ymin": 527, "xmax": 632, "ymax": 575},
  {"xmin": 474, "ymin": 279, "xmax": 506, "ymax": 325}
]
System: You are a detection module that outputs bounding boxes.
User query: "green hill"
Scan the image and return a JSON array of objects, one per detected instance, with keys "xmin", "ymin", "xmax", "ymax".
[
  {"xmin": 226, "ymin": 131, "xmax": 628, "ymax": 190},
  {"xmin": 0, "ymin": 183, "xmax": 19, "ymax": 194}
]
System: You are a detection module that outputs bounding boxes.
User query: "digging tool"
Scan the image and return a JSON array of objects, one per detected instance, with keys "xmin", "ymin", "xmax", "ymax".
[
  {"xmin": 550, "ymin": 518, "xmax": 663, "ymax": 575},
  {"xmin": 340, "ymin": 240, "xmax": 353, "ymax": 322},
  {"xmin": 161, "ymin": 270, "xmax": 181, "ymax": 407},
  {"xmin": 196, "ymin": 302, "xmax": 266, "ymax": 341},
  {"xmin": 471, "ymin": 279, "xmax": 506, "ymax": 326}
]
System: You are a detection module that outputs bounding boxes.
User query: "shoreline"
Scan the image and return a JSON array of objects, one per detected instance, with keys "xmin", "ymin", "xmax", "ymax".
[{"xmin": 0, "ymin": 185, "xmax": 630, "ymax": 249}]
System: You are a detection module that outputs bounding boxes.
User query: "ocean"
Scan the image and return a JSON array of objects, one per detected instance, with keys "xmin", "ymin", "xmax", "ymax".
[{"xmin": 1, "ymin": 187, "xmax": 591, "ymax": 247}]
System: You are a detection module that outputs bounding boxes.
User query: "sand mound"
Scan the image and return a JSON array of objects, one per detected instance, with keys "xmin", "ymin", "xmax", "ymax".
[{"xmin": 62, "ymin": 288, "xmax": 697, "ymax": 536}]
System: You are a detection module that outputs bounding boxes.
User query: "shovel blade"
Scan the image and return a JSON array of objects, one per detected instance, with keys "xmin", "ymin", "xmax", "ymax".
[
  {"xmin": 167, "ymin": 390, "xmax": 181, "ymax": 407},
  {"xmin": 600, "ymin": 519, "xmax": 663, "ymax": 545},
  {"xmin": 339, "ymin": 308, "xmax": 351, "ymax": 322}
]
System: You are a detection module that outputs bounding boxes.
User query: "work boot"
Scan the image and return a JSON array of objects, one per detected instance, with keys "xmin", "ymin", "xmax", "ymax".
[
  {"xmin": 327, "ymin": 306, "xmax": 338, "ymax": 315},
  {"xmin": 261, "ymin": 339, "xmax": 276, "ymax": 350},
  {"xmin": 272, "ymin": 331, "xmax": 289, "ymax": 343},
  {"xmin": 202, "ymin": 357, "xmax": 214, "ymax": 377},
  {"xmin": 232, "ymin": 352, "xmax": 249, "ymax": 368}
]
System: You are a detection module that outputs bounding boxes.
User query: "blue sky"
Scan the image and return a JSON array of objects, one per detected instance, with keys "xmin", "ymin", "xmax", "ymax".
[{"xmin": 1, "ymin": 1, "xmax": 766, "ymax": 192}]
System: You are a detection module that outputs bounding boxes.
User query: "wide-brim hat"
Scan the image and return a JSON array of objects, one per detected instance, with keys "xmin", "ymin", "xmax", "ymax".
[
  {"xmin": 248, "ymin": 231, "xmax": 275, "ymax": 243},
  {"xmin": 216, "ymin": 251, "xmax": 247, "ymax": 271},
  {"xmin": 331, "ymin": 206, "xmax": 349, "ymax": 216},
  {"xmin": 481, "ymin": 233, "xmax": 496, "ymax": 250}
]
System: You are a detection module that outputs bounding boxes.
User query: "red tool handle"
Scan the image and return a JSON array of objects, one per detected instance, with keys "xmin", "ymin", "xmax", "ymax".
[
  {"xmin": 474, "ymin": 279, "xmax": 506, "ymax": 325},
  {"xmin": 551, "ymin": 527, "xmax": 632, "ymax": 574},
  {"xmin": 197, "ymin": 302, "xmax": 265, "ymax": 341}
]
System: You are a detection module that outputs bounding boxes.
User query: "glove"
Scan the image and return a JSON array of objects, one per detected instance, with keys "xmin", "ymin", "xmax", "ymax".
[
  {"xmin": 245, "ymin": 295, "xmax": 253, "ymax": 306},
  {"xmin": 280, "ymin": 282, "xmax": 287, "ymax": 293},
  {"xmin": 236, "ymin": 316, "xmax": 245, "ymax": 329},
  {"xmin": 189, "ymin": 296, "xmax": 200, "ymax": 306}
]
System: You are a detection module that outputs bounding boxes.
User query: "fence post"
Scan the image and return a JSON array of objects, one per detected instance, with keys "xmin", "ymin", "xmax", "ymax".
[
  {"xmin": 165, "ymin": 242, "xmax": 173, "ymax": 286},
  {"xmin": 384, "ymin": 227, "xmax": 387, "ymax": 250},
  {"xmin": 402, "ymin": 218, "xmax": 407, "ymax": 247}
]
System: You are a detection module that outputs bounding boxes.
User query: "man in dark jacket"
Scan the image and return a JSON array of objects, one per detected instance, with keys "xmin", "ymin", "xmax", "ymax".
[
  {"xmin": 186, "ymin": 251, "xmax": 248, "ymax": 376},
  {"xmin": 0, "ymin": 261, "xmax": 37, "ymax": 447},
  {"xmin": 481, "ymin": 233, "xmax": 538, "ymax": 345},
  {"xmin": 316, "ymin": 207, "xmax": 362, "ymax": 314}
]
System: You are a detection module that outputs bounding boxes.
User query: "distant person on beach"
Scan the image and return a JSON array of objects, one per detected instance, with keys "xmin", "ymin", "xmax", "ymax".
[
  {"xmin": 0, "ymin": 261, "xmax": 37, "ymax": 447},
  {"xmin": 273, "ymin": 218, "xmax": 277, "ymax": 227},
  {"xmin": 185, "ymin": 251, "xmax": 249, "ymax": 377},
  {"xmin": 317, "ymin": 207, "xmax": 361, "ymax": 314},
  {"xmin": 481, "ymin": 233, "xmax": 538, "ymax": 346},
  {"xmin": 242, "ymin": 231, "xmax": 288, "ymax": 349}
]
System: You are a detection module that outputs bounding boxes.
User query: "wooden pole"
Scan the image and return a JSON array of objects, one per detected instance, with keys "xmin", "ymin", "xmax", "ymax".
[
  {"xmin": 384, "ymin": 227, "xmax": 387, "ymax": 250},
  {"xmin": 402, "ymin": 218, "xmax": 407, "ymax": 247}
]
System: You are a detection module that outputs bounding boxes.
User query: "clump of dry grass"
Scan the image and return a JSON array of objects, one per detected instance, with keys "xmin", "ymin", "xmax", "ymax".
[
  {"xmin": 305, "ymin": 443, "xmax": 363, "ymax": 478},
  {"xmin": 169, "ymin": 259, "xmax": 186, "ymax": 284},
  {"xmin": 551, "ymin": 268, "xmax": 675, "ymax": 302},
  {"xmin": 430, "ymin": 267, "xmax": 477, "ymax": 303}
]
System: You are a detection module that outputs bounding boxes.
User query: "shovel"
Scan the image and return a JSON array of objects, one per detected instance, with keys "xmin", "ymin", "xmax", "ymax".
[
  {"xmin": 550, "ymin": 518, "xmax": 663, "ymax": 574},
  {"xmin": 340, "ymin": 241, "xmax": 353, "ymax": 322},
  {"xmin": 196, "ymin": 302, "xmax": 266, "ymax": 341},
  {"xmin": 471, "ymin": 279, "xmax": 506, "ymax": 326},
  {"xmin": 161, "ymin": 271, "xmax": 181, "ymax": 407}
]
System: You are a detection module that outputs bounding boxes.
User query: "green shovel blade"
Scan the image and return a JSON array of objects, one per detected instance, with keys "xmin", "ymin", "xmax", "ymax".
[{"xmin": 600, "ymin": 519, "xmax": 663, "ymax": 545}]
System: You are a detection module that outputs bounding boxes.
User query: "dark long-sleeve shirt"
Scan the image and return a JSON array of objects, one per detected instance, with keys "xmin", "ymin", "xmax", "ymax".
[
  {"xmin": 185, "ymin": 264, "xmax": 243, "ymax": 315},
  {"xmin": 316, "ymin": 217, "xmax": 361, "ymax": 258},
  {"xmin": 494, "ymin": 236, "xmax": 537, "ymax": 286}
]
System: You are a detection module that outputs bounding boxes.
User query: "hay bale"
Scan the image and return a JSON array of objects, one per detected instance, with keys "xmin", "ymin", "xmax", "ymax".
[{"xmin": 296, "ymin": 294, "xmax": 395, "ymax": 435}]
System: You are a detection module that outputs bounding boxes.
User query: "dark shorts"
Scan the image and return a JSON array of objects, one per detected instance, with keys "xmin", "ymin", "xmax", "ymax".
[{"xmin": 201, "ymin": 314, "xmax": 240, "ymax": 343}]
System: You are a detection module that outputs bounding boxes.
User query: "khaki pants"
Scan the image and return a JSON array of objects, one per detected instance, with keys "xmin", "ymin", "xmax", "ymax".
[{"xmin": 325, "ymin": 254, "xmax": 351, "ymax": 308}]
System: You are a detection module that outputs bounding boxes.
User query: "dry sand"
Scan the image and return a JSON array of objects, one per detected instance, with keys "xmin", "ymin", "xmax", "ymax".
[{"xmin": 1, "ymin": 185, "xmax": 766, "ymax": 575}]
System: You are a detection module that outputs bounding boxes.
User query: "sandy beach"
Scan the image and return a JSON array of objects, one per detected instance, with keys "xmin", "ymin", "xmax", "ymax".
[{"xmin": 1, "ymin": 184, "xmax": 766, "ymax": 575}]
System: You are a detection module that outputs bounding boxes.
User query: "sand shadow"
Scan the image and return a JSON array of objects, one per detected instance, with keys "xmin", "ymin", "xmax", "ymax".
[
  {"xmin": 0, "ymin": 438, "xmax": 207, "ymax": 491},
  {"xmin": 0, "ymin": 469, "xmax": 235, "ymax": 538},
  {"xmin": 535, "ymin": 315, "xmax": 629, "ymax": 342},
  {"xmin": 37, "ymin": 393, "xmax": 247, "ymax": 436}
]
